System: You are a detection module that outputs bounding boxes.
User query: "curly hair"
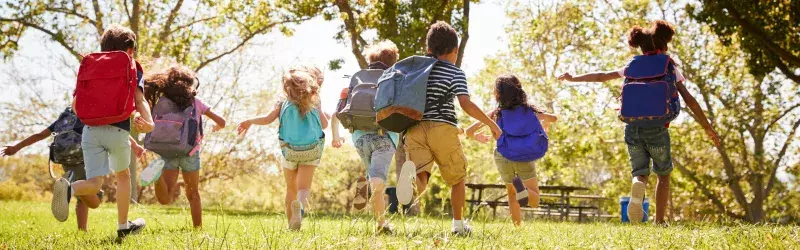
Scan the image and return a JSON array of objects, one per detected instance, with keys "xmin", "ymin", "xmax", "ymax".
[
  {"xmin": 283, "ymin": 69, "xmax": 319, "ymax": 116},
  {"xmin": 627, "ymin": 20, "xmax": 676, "ymax": 53},
  {"xmin": 143, "ymin": 72, "xmax": 169, "ymax": 109},
  {"xmin": 493, "ymin": 74, "xmax": 542, "ymax": 119},
  {"xmin": 291, "ymin": 65, "xmax": 324, "ymax": 87}
]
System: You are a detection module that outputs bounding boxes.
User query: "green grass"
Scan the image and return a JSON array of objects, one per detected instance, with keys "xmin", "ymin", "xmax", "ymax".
[{"xmin": 0, "ymin": 200, "xmax": 797, "ymax": 249}]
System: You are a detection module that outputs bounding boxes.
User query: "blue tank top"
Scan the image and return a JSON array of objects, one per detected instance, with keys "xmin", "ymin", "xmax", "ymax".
[{"xmin": 278, "ymin": 101, "xmax": 324, "ymax": 146}]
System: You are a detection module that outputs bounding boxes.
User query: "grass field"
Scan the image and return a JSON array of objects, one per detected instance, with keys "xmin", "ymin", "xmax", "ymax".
[{"xmin": 0, "ymin": 200, "xmax": 797, "ymax": 249}]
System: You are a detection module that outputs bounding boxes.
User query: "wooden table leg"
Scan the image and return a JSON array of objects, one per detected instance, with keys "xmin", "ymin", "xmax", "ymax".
[{"xmin": 565, "ymin": 191, "xmax": 571, "ymax": 221}]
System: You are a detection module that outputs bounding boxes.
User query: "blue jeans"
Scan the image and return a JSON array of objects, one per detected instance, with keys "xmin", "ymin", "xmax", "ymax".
[
  {"xmin": 354, "ymin": 132, "xmax": 395, "ymax": 181},
  {"xmin": 624, "ymin": 125, "xmax": 672, "ymax": 176},
  {"xmin": 164, "ymin": 151, "xmax": 201, "ymax": 172}
]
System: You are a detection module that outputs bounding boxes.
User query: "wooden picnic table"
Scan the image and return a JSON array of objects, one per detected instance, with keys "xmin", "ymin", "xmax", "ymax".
[{"xmin": 466, "ymin": 183, "xmax": 595, "ymax": 220}]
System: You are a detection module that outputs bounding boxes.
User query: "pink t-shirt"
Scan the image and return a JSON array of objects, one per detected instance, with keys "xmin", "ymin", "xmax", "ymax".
[{"xmin": 194, "ymin": 98, "xmax": 210, "ymax": 147}]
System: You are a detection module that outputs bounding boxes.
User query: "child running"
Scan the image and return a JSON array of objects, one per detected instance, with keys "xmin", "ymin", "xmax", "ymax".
[
  {"xmin": 331, "ymin": 40, "xmax": 400, "ymax": 233},
  {"xmin": 465, "ymin": 74, "xmax": 557, "ymax": 226},
  {"xmin": 558, "ymin": 20, "xmax": 720, "ymax": 224},
  {"xmin": 396, "ymin": 21, "xmax": 502, "ymax": 235},
  {"xmin": 1, "ymin": 108, "xmax": 144, "ymax": 231},
  {"xmin": 237, "ymin": 68, "xmax": 328, "ymax": 230},
  {"xmin": 142, "ymin": 66, "xmax": 226, "ymax": 229}
]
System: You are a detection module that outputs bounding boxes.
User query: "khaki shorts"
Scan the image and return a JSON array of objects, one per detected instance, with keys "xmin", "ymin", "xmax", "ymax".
[
  {"xmin": 404, "ymin": 121, "xmax": 467, "ymax": 186},
  {"xmin": 494, "ymin": 151, "xmax": 537, "ymax": 184}
]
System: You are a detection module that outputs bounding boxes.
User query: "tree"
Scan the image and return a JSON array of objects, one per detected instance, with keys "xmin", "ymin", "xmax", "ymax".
[
  {"xmin": 0, "ymin": 0, "xmax": 310, "ymax": 71},
  {"xmin": 688, "ymin": 0, "xmax": 800, "ymax": 83},
  {"xmin": 277, "ymin": 0, "xmax": 476, "ymax": 69}
]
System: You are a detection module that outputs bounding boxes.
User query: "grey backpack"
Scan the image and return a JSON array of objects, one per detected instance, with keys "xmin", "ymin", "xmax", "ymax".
[
  {"xmin": 49, "ymin": 108, "xmax": 84, "ymax": 165},
  {"xmin": 144, "ymin": 96, "xmax": 203, "ymax": 158},
  {"xmin": 374, "ymin": 56, "xmax": 438, "ymax": 132},
  {"xmin": 336, "ymin": 69, "xmax": 384, "ymax": 132}
]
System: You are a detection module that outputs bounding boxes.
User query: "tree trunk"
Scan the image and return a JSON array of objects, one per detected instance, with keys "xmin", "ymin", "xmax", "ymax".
[{"xmin": 455, "ymin": 0, "xmax": 470, "ymax": 67}]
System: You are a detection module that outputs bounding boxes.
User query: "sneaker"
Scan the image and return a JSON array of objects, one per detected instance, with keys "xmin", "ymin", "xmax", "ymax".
[
  {"xmin": 289, "ymin": 200, "xmax": 303, "ymax": 230},
  {"xmin": 627, "ymin": 180, "xmax": 646, "ymax": 224},
  {"xmin": 452, "ymin": 222, "xmax": 473, "ymax": 236},
  {"xmin": 353, "ymin": 176, "xmax": 369, "ymax": 211},
  {"xmin": 117, "ymin": 218, "xmax": 146, "ymax": 239},
  {"xmin": 52, "ymin": 177, "xmax": 71, "ymax": 222},
  {"xmin": 397, "ymin": 161, "xmax": 416, "ymax": 206},
  {"xmin": 377, "ymin": 222, "xmax": 394, "ymax": 235}
]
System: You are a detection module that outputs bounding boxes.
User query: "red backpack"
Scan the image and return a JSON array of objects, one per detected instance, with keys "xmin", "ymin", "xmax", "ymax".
[{"xmin": 74, "ymin": 51, "xmax": 141, "ymax": 126}]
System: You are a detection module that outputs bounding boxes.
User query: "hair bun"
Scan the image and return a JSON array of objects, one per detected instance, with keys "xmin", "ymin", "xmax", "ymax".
[
  {"xmin": 627, "ymin": 26, "xmax": 647, "ymax": 48},
  {"xmin": 651, "ymin": 20, "xmax": 675, "ymax": 43}
]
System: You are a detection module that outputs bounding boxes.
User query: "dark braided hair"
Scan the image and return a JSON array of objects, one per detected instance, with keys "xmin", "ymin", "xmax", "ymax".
[
  {"xmin": 493, "ymin": 74, "xmax": 543, "ymax": 120},
  {"xmin": 161, "ymin": 66, "xmax": 197, "ymax": 110}
]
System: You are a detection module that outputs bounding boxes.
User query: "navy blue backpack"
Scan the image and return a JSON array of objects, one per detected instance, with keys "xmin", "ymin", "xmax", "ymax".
[
  {"xmin": 619, "ymin": 54, "xmax": 681, "ymax": 126},
  {"xmin": 496, "ymin": 106, "xmax": 549, "ymax": 162}
]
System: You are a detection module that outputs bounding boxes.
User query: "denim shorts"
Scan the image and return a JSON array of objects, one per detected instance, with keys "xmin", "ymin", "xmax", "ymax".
[
  {"xmin": 164, "ymin": 152, "xmax": 201, "ymax": 172},
  {"xmin": 82, "ymin": 125, "xmax": 131, "ymax": 179},
  {"xmin": 354, "ymin": 132, "xmax": 396, "ymax": 182},
  {"xmin": 624, "ymin": 125, "xmax": 672, "ymax": 176}
]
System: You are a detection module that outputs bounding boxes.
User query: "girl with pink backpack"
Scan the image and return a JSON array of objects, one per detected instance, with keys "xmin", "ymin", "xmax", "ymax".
[{"xmin": 465, "ymin": 74, "xmax": 557, "ymax": 226}]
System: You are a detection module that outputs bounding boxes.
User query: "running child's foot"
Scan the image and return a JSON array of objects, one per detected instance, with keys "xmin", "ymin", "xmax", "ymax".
[
  {"xmin": 377, "ymin": 222, "xmax": 394, "ymax": 235},
  {"xmin": 353, "ymin": 176, "xmax": 369, "ymax": 211},
  {"xmin": 397, "ymin": 161, "xmax": 416, "ymax": 206},
  {"xmin": 289, "ymin": 200, "xmax": 303, "ymax": 230},
  {"xmin": 628, "ymin": 180, "xmax": 646, "ymax": 224},
  {"xmin": 117, "ymin": 218, "xmax": 146, "ymax": 239},
  {"xmin": 452, "ymin": 221, "xmax": 473, "ymax": 236},
  {"xmin": 51, "ymin": 177, "xmax": 71, "ymax": 222}
]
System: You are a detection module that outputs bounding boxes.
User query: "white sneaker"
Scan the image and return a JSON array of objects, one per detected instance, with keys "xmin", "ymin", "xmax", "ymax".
[
  {"xmin": 452, "ymin": 222, "xmax": 473, "ymax": 236},
  {"xmin": 397, "ymin": 161, "xmax": 416, "ymax": 206},
  {"xmin": 51, "ymin": 177, "xmax": 70, "ymax": 222},
  {"xmin": 628, "ymin": 180, "xmax": 646, "ymax": 224},
  {"xmin": 289, "ymin": 200, "xmax": 303, "ymax": 230}
]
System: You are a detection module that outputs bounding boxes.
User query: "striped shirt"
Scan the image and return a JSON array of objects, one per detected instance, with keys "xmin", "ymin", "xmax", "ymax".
[{"xmin": 422, "ymin": 61, "xmax": 470, "ymax": 126}]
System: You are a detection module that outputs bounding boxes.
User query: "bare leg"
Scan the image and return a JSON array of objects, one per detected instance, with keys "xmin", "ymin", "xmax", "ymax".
[
  {"xmin": 451, "ymin": 180, "xmax": 465, "ymax": 221},
  {"xmin": 72, "ymin": 177, "xmax": 103, "ymax": 197},
  {"xmin": 296, "ymin": 165, "xmax": 316, "ymax": 210},
  {"xmin": 369, "ymin": 178, "xmax": 387, "ymax": 226},
  {"xmin": 522, "ymin": 178, "xmax": 540, "ymax": 208},
  {"xmin": 79, "ymin": 193, "xmax": 101, "ymax": 209},
  {"xmin": 415, "ymin": 172, "xmax": 429, "ymax": 196},
  {"xmin": 116, "ymin": 169, "xmax": 131, "ymax": 225},
  {"xmin": 283, "ymin": 168, "xmax": 298, "ymax": 222},
  {"xmin": 506, "ymin": 184, "xmax": 521, "ymax": 226},
  {"xmin": 76, "ymin": 201, "xmax": 89, "ymax": 231},
  {"xmin": 155, "ymin": 170, "xmax": 180, "ymax": 205},
  {"xmin": 655, "ymin": 174, "xmax": 670, "ymax": 224},
  {"xmin": 182, "ymin": 170, "xmax": 202, "ymax": 228}
]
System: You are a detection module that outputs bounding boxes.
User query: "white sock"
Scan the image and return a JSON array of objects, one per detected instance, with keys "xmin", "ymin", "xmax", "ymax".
[
  {"xmin": 453, "ymin": 219, "xmax": 464, "ymax": 229},
  {"xmin": 297, "ymin": 189, "xmax": 310, "ymax": 210},
  {"xmin": 118, "ymin": 222, "xmax": 130, "ymax": 230}
]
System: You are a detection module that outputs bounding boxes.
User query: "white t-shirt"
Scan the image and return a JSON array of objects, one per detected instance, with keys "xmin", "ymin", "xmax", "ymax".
[{"xmin": 617, "ymin": 67, "xmax": 685, "ymax": 82}]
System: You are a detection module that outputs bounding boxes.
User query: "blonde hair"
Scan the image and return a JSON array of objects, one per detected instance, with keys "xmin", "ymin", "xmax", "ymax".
[
  {"xmin": 291, "ymin": 65, "xmax": 324, "ymax": 87},
  {"xmin": 366, "ymin": 40, "xmax": 399, "ymax": 66},
  {"xmin": 283, "ymin": 69, "xmax": 319, "ymax": 115}
]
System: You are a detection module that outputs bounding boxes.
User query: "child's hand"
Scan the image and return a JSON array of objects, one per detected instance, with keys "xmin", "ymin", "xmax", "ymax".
[
  {"xmin": 474, "ymin": 133, "xmax": 492, "ymax": 144},
  {"xmin": 557, "ymin": 72, "xmax": 574, "ymax": 82},
  {"xmin": 332, "ymin": 136, "xmax": 344, "ymax": 148},
  {"xmin": 1, "ymin": 145, "xmax": 20, "ymax": 157},
  {"xmin": 131, "ymin": 142, "xmax": 145, "ymax": 158},
  {"xmin": 134, "ymin": 116, "xmax": 154, "ymax": 133},
  {"xmin": 237, "ymin": 120, "xmax": 252, "ymax": 136},
  {"xmin": 212, "ymin": 123, "xmax": 223, "ymax": 133},
  {"xmin": 705, "ymin": 128, "xmax": 720, "ymax": 147},
  {"xmin": 490, "ymin": 125, "xmax": 503, "ymax": 140}
]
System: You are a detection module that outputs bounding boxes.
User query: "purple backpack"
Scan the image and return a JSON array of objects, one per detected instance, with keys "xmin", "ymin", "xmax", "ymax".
[
  {"xmin": 144, "ymin": 96, "xmax": 203, "ymax": 158},
  {"xmin": 496, "ymin": 106, "xmax": 548, "ymax": 162},
  {"xmin": 619, "ymin": 54, "xmax": 681, "ymax": 126}
]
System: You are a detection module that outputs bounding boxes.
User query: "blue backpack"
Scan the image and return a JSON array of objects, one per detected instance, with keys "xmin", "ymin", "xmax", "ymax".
[
  {"xmin": 373, "ymin": 56, "xmax": 438, "ymax": 132},
  {"xmin": 619, "ymin": 54, "xmax": 681, "ymax": 126},
  {"xmin": 496, "ymin": 106, "xmax": 549, "ymax": 162}
]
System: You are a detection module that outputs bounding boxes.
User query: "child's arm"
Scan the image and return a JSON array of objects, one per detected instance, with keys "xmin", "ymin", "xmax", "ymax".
[
  {"xmin": 129, "ymin": 136, "xmax": 145, "ymax": 158},
  {"xmin": 330, "ymin": 113, "xmax": 345, "ymax": 148},
  {"xmin": 1, "ymin": 128, "xmax": 51, "ymax": 156},
  {"xmin": 318, "ymin": 108, "xmax": 329, "ymax": 130},
  {"xmin": 558, "ymin": 71, "xmax": 621, "ymax": 83},
  {"xmin": 536, "ymin": 113, "xmax": 558, "ymax": 132},
  {"xmin": 133, "ymin": 88, "xmax": 155, "ymax": 133},
  {"xmin": 237, "ymin": 103, "xmax": 281, "ymax": 136},
  {"xmin": 465, "ymin": 110, "xmax": 496, "ymax": 143},
  {"xmin": 204, "ymin": 108, "xmax": 227, "ymax": 132},
  {"xmin": 676, "ymin": 82, "xmax": 720, "ymax": 146},
  {"xmin": 458, "ymin": 96, "xmax": 502, "ymax": 139}
]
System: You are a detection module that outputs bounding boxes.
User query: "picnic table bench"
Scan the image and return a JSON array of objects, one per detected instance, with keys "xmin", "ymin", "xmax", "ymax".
[{"xmin": 466, "ymin": 183, "xmax": 609, "ymax": 222}]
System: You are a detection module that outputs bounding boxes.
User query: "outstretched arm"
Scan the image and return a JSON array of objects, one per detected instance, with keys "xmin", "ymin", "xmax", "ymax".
[
  {"xmin": 558, "ymin": 71, "xmax": 622, "ymax": 83},
  {"xmin": 458, "ymin": 95, "xmax": 502, "ymax": 139},
  {"xmin": 1, "ymin": 128, "xmax": 51, "ymax": 157},
  {"xmin": 204, "ymin": 108, "xmax": 227, "ymax": 132},
  {"xmin": 676, "ymin": 82, "xmax": 720, "ymax": 146},
  {"xmin": 237, "ymin": 103, "xmax": 281, "ymax": 136},
  {"xmin": 536, "ymin": 113, "xmax": 558, "ymax": 132}
]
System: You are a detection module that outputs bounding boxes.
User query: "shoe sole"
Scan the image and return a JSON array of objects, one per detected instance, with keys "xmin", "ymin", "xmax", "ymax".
[
  {"xmin": 52, "ymin": 178, "xmax": 70, "ymax": 222},
  {"xmin": 353, "ymin": 177, "xmax": 368, "ymax": 211},
  {"xmin": 628, "ymin": 181, "xmax": 646, "ymax": 224},
  {"xmin": 290, "ymin": 200, "xmax": 302, "ymax": 230},
  {"xmin": 397, "ymin": 161, "xmax": 416, "ymax": 206}
]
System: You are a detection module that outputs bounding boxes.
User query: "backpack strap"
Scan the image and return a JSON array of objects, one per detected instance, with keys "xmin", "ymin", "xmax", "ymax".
[{"xmin": 623, "ymin": 54, "xmax": 670, "ymax": 80}]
